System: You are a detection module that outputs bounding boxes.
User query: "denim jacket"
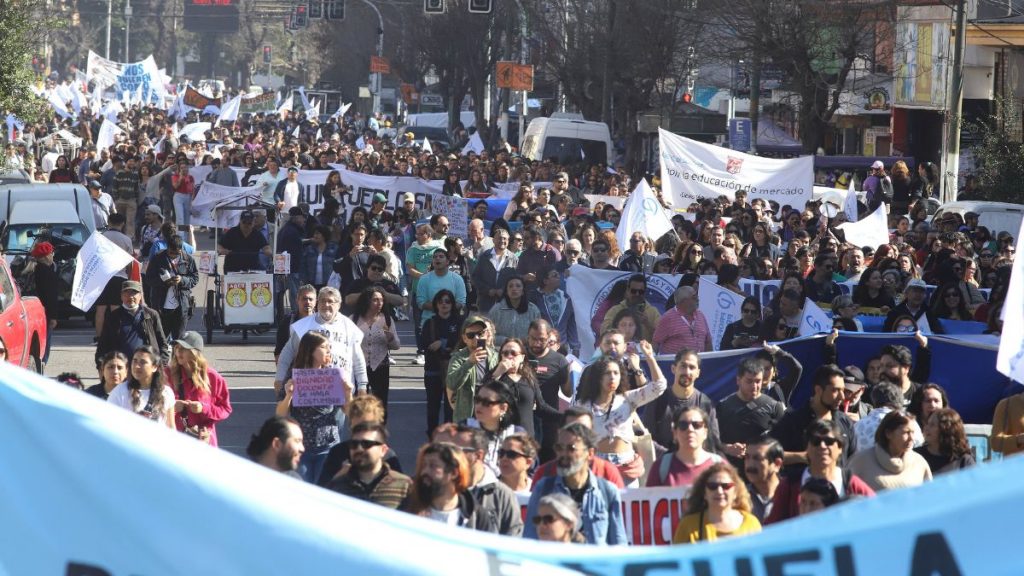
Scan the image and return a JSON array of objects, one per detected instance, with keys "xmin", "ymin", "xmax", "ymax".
[
  {"xmin": 301, "ymin": 242, "xmax": 339, "ymax": 286},
  {"xmin": 524, "ymin": 473, "xmax": 626, "ymax": 545}
]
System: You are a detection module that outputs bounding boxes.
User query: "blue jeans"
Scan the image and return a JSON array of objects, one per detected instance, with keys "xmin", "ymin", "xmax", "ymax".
[{"xmin": 299, "ymin": 449, "xmax": 331, "ymax": 484}]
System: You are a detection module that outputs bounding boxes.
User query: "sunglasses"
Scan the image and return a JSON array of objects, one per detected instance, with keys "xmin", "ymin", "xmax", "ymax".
[
  {"xmin": 474, "ymin": 396, "xmax": 502, "ymax": 407},
  {"xmin": 465, "ymin": 330, "xmax": 484, "ymax": 339},
  {"xmin": 706, "ymin": 481, "xmax": 735, "ymax": 491},
  {"xmin": 350, "ymin": 439, "xmax": 384, "ymax": 450},
  {"xmin": 675, "ymin": 420, "xmax": 706, "ymax": 430},
  {"xmin": 498, "ymin": 448, "xmax": 527, "ymax": 460},
  {"xmin": 532, "ymin": 514, "xmax": 562, "ymax": 526},
  {"xmin": 809, "ymin": 435, "xmax": 840, "ymax": 447},
  {"xmin": 566, "ymin": 250, "xmax": 580, "ymax": 255}
]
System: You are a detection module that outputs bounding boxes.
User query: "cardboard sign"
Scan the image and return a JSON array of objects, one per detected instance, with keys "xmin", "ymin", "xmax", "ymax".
[
  {"xmin": 273, "ymin": 253, "xmax": 291, "ymax": 275},
  {"xmin": 291, "ymin": 367, "xmax": 347, "ymax": 408},
  {"xmin": 197, "ymin": 251, "xmax": 216, "ymax": 274}
]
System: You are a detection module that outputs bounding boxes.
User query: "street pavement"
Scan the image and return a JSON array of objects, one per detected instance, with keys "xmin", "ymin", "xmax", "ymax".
[{"xmin": 44, "ymin": 238, "xmax": 430, "ymax": 472}]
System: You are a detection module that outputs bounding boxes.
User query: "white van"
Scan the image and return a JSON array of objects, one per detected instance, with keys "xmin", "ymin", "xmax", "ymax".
[
  {"xmin": 0, "ymin": 184, "xmax": 96, "ymax": 261},
  {"xmin": 521, "ymin": 114, "xmax": 613, "ymax": 166},
  {"xmin": 931, "ymin": 201, "xmax": 1024, "ymax": 236}
]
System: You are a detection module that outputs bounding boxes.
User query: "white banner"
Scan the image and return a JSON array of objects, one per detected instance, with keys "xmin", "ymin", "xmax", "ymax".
[
  {"xmin": 86, "ymin": 51, "xmax": 165, "ymax": 104},
  {"xmin": 997, "ymin": 218, "xmax": 1024, "ymax": 383},
  {"xmin": 70, "ymin": 232, "xmax": 135, "ymax": 311},
  {"xmin": 585, "ymin": 194, "xmax": 626, "ymax": 210},
  {"xmin": 658, "ymin": 128, "xmax": 813, "ymax": 209},
  {"xmin": 697, "ymin": 277, "xmax": 745, "ymax": 352},
  {"xmin": 616, "ymin": 179, "xmax": 673, "ymax": 250},
  {"xmin": 798, "ymin": 297, "xmax": 833, "ymax": 337},
  {"xmin": 0, "ymin": 363, "xmax": 1018, "ymax": 574},
  {"xmin": 837, "ymin": 202, "xmax": 889, "ymax": 249},
  {"xmin": 190, "ymin": 182, "xmax": 262, "ymax": 229}
]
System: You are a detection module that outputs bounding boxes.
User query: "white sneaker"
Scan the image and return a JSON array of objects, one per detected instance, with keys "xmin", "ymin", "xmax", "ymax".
[
  {"xmin": 413, "ymin": 353, "xmax": 425, "ymax": 365},
  {"xmin": 388, "ymin": 356, "xmax": 397, "ymax": 366}
]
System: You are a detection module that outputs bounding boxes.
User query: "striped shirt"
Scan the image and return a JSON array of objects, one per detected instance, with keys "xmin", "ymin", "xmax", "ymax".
[{"xmin": 653, "ymin": 308, "xmax": 710, "ymax": 354}]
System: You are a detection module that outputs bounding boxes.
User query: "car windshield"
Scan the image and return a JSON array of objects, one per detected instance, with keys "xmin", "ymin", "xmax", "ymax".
[
  {"xmin": 541, "ymin": 137, "xmax": 607, "ymax": 165},
  {"xmin": 4, "ymin": 223, "xmax": 89, "ymax": 252}
]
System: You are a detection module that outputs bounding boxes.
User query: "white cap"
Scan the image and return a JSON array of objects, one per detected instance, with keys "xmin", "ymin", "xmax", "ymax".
[{"xmin": 871, "ymin": 160, "xmax": 884, "ymax": 170}]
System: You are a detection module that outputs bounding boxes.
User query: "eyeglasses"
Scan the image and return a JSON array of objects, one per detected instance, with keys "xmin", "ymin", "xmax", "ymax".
[
  {"xmin": 501, "ymin": 349, "xmax": 522, "ymax": 357},
  {"xmin": 465, "ymin": 331, "xmax": 483, "ymax": 339},
  {"xmin": 512, "ymin": 237, "xmax": 523, "ymax": 242},
  {"xmin": 675, "ymin": 420, "xmax": 706, "ymax": 430},
  {"xmin": 532, "ymin": 514, "xmax": 561, "ymax": 526},
  {"xmin": 692, "ymin": 250, "xmax": 703, "ymax": 255},
  {"xmin": 566, "ymin": 250, "xmax": 580, "ymax": 255},
  {"xmin": 630, "ymin": 238, "xmax": 643, "ymax": 243},
  {"xmin": 498, "ymin": 448, "xmax": 528, "ymax": 460},
  {"xmin": 474, "ymin": 396, "xmax": 502, "ymax": 407},
  {"xmin": 350, "ymin": 439, "xmax": 384, "ymax": 450},
  {"xmin": 895, "ymin": 325, "xmax": 916, "ymax": 333},
  {"xmin": 981, "ymin": 253, "xmax": 993, "ymax": 258},
  {"xmin": 705, "ymin": 481, "xmax": 735, "ymax": 492},
  {"xmin": 809, "ymin": 435, "xmax": 840, "ymax": 447}
]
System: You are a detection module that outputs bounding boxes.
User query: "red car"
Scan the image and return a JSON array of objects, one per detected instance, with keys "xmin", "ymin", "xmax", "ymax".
[{"xmin": 0, "ymin": 256, "xmax": 47, "ymax": 372}]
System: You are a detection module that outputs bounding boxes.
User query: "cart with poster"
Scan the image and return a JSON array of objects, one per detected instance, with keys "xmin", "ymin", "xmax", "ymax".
[{"xmin": 200, "ymin": 199, "xmax": 282, "ymax": 343}]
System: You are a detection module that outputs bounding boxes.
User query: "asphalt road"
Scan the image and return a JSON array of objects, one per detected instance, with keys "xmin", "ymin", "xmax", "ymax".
[{"xmin": 44, "ymin": 238, "xmax": 430, "ymax": 471}]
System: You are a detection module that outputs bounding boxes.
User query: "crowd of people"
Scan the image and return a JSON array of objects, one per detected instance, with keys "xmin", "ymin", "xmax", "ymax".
[{"xmin": 3, "ymin": 95, "xmax": 1019, "ymax": 547}]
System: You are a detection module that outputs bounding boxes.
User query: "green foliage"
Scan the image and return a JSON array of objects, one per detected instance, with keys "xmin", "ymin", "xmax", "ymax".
[
  {"xmin": 966, "ymin": 96, "xmax": 1024, "ymax": 205},
  {"xmin": 0, "ymin": 1, "xmax": 49, "ymax": 124}
]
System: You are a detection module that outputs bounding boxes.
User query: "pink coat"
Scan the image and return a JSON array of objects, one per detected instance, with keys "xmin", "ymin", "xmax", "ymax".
[{"xmin": 170, "ymin": 367, "xmax": 232, "ymax": 447}]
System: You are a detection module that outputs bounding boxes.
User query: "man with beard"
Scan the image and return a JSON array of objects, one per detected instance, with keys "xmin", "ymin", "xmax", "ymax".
[
  {"xmin": 327, "ymin": 422, "xmax": 411, "ymax": 509},
  {"xmin": 246, "ymin": 416, "xmax": 305, "ymax": 479},
  {"xmin": 770, "ymin": 364, "xmax": 857, "ymax": 468},
  {"xmin": 402, "ymin": 442, "xmax": 498, "ymax": 532},
  {"xmin": 743, "ymin": 438, "xmax": 784, "ymax": 523},
  {"xmin": 524, "ymin": 423, "xmax": 626, "ymax": 545},
  {"xmin": 877, "ymin": 337, "xmax": 931, "ymax": 407},
  {"xmin": 526, "ymin": 320, "xmax": 571, "ymax": 461},
  {"xmin": 433, "ymin": 424, "xmax": 523, "ymax": 536}
]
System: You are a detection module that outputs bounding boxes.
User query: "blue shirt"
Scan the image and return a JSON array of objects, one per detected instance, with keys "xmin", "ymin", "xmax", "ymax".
[
  {"xmin": 524, "ymin": 473, "xmax": 626, "ymax": 545},
  {"xmin": 416, "ymin": 270, "xmax": 466, "ymax": 326}
]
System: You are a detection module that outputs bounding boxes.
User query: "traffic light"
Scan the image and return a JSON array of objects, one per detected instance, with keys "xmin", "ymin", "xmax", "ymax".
[
  {"xmin": 262, "ymin": 45, "xmax": 272, "ymax": 64},
  {"xmin": 468, "ymin": 0, "xmax": 492, "ymax": 13},
  {"xmin": 293, "ymin": 4, "xmax": 308, "ymax": 28},
  {"xmin": 309, "ymin": 0, "xmax": 323, "ymax": 19},
  {"xmin": 681, "ymin": 93, "xmax": 692, "ymax": 104},
  {"xmin": 424, "ymin": 0, "xmax": 444, "ymax": 14},
  {"xmin": 327, "ymin": 0, "xmax": 345, "ymax": 20}
]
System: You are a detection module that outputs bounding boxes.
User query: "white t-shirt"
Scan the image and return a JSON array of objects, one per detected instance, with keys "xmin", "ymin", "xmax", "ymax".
[
  {"xmin": 108, "ymin": 381, "xmax": 175, "ymax": 422},
  {"xmin": 427, "ymin": 506, "xmax": 462, "ymax": 526}
]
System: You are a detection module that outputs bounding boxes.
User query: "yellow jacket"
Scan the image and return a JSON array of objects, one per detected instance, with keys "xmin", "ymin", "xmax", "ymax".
[{"xmin": 672, "ymin": 510, "xmax": 761, "ymax": 544}]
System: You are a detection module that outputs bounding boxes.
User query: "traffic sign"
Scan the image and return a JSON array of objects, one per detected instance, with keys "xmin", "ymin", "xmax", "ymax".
[
  {"xmin": 496, "ymin": 61, "xmax": 534, "ymax": 91},
  {"xmin": 370, "ymin": 56, "xmax": 391, "ymax": 74}
]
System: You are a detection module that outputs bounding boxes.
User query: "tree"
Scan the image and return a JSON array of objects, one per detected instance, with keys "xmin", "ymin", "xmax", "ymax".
[
  {"xmin": 965, "ymin": 95, "xmax": 1024, "ymax": 204},
  {"xmin": 0, "ymin": 1, "xmax": 51, "ymax": 125}
]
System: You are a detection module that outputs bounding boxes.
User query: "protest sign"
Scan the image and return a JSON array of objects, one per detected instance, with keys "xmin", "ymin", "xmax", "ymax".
[
  {"xmin": 273, "ymin": 254, "xmax": 291, "ymax": 275},
  {"xmin": 190, "ymin": 183, "xmax": 261, "ymax": 228},
  {"xmin": 239, "ymin": 92, "xmax": 277, "ymax": 114},
  {"xmin": 291, "ymin": 368, "xmax": 347, "ymax": 407},
  {"xmin": 659, "ymin": 128, "xmax": 813, "ymax": 209},
  {"xmin": 196, "ymin": 251, "xmax": 216, "ymax": 275},
  {"xmin": 697, "ymin": 277, "xmax": 745, "ymax": 351}
]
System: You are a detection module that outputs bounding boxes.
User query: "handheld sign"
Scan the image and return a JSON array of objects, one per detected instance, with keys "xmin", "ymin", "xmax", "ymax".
[{"xmin": 291, "ymin": 368, "xmax": 347, "ymax": 408}]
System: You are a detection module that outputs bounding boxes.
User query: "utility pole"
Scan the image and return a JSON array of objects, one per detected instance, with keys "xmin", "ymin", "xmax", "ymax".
[
  {"xmin": 124, "ymin": 0, "xmax": 132, "ymax": 61},
  {"xmin": 105, "ymin": 0, "xmax": 112, "ymax": 58},
  {"xmin": 361, "ymin": 0, "xmax": 384, "ymax": 116},
  {"xmin": 943, "ymin": 0, "xmax": 967, "ymax": 203}
]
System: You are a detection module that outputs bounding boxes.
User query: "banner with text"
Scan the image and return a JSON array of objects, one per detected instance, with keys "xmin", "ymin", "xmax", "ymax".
[{"xmin": 659, "ymin": 128, "xmax": 813, "ymax": 209}]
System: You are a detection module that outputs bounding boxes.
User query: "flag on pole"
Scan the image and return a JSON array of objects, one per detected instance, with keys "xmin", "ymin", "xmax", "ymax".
[
  {"xmin": 461, "ymin": 132, "xmax": 485, "ymax": 155},
  {"xmin": 997, "ymin": 219, "xmax": 1024, "ymax": 383},
  {"xmin": 70, "ymin": 233, "xmax": 136, "ymax": 311},
  {"xmin": 216, "ymin": 94, "xmax": 243, "ymax": 125},
  {"xmin": 96, "ymin": 118, "xmax": 124, "ymax": 155},
  {"xmin": 798, "ymin": 298, "xmax": 833, "ymax": 337},
  {"xmin": 422, "ymin": 137, "xmax": 433, "ymax": 154},
  {"xmin": 47, "ymin": 90, "xmax": 72, "ymax": 119},
  {"xmin": 331, "ymin": 102, "xmax": 351, "ymax": 119},
  {"xmin": 844, "ymin": 177, "xmax": 859, "ymax": 221},
  {"xmin": 275, "ymin": 95, "xmax": 292, "ymax": 118},
  {"xmin": 615, "ymin": 178, "xmax": 674, "ymax": 253},
  {"xmin": 315, "ymin": 128, "xmax": 323, "ymax": 142},
  {"xmin": 836, "ymin": 203, "xmax": 888, "ymax": 249},
  {"xmin": 292, "ymin": 124, "xmax": 301, "ymax": 139}
]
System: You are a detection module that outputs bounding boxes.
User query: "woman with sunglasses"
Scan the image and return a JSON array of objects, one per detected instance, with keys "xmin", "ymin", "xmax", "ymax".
[
  {"xmin": 672, "ymin": 462, "xmax": 760, "ymax": 543},
  {"xmin": 720, "ymin": 296, "xmax": 763, "ymax": 351},
  {"xmin": 930, "ymin": 282, "xmax": 972, "ymax": 321},
  {"xmin": 532, "ymin": 493, "xmax": 586, "ymax": 543},
  {"xmin": 462, "ymin": 379, "xmax": 524, "ymax": 475},
  {"xmin": 647, "ymin": 407, "xmax": 722, "ymax": 488},
  {"xmin": 498, "ymin": 433, "xmax": 539, "ymax": 493},
  {"xmin": 484, "ymin": 338, "xmax": 559, "ymax": 438},
  {"xmin": 673, "ymin": 243, "xmax": 704, "ymax": 274}
]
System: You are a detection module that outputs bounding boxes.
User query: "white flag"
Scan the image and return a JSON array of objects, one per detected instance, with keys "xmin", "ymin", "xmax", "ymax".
[
  {"xmin": 697, "ymin": 277, "xmax": 745, "ymax": 352},
  {"xmin": 180, "ymin": 122, "xmax": 211, "ymax": 142},
  {"xmin": 216, "ymin": 94, "xmax": 243, "ymax": 125},
  {"xmin": 71, "ymin": 233, "xmax": 135, "ymax": 311},
  {"xmin": 836, "ymin": 203, "xmax": 888, "ymax": 250},
  {"xmin": 96, "ymin": 118, "xmax": 124, "ymax": 155},
  {"xmin": 997, "ymin": 218, "xmax": 1024, "ymax": 383},
  {"xmin": 5, "ymin": 114, "xmax": 24, "ymax": 142},
  {"xmin": 315, "ymin": 128, "xmax": 323, "ymax": 142},
  {"xmin": 615, "ymin": 179, "xmax": 673, "ymax": 253},
  {"xmin": 844, "ymin": 175, "xmax": 859, "ymax": 221},
  {"xmin": 275, "ymin": 95, "xmax": 293, "ymax": 117},
  {"xmin": 47, "ymin": 90, "xmax": 72, "ymax": 119},
  {"xmin": 356, "ymin": 136, "xmax": 366, "ymax": 150},
  {"xmin": 422, "ymin": 137, "xmax": 433, "ymax": 154},
  {"xmin": 798, "ymin": 298, "xmax": 833, "ymax": 337},
  {"xmin": 331, "ymin": 102, "xmax": 351, "ymax": 119},
  {"xmin": 306, "ymin": 98, "xmax": 320, "ymax": 121},
  {"xmin": 292, "ymin": 124, "xmax": 301, "ymax": 139},
  {"xmin": 461, "ymin": 132, "xmax": 485, "ymax": 155}
]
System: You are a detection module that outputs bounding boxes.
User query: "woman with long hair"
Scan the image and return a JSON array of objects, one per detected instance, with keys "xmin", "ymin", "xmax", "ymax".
[
  {"xmin": 890, "ymin": 160, "xmax": 913, "ymax": 214},
  {"xmin": 503, "ymin": 183, "xmax": 535, "ymax": 221},
  {"xmin": 574, "ymin": 223, "xmax": 597, "ymax": 256},
  {"xmin": 422, "ymin": 289, "xmax": 462, "ymax": 436},
  {"xmin": 486, "ymin": 338, "xmax": 560, "ymax": 438},
  {"xmin": 599, "ymin": 230, "xmax": 621, "ymax": 264},
  {"xmin": 301, "ymin": 225, "xmax": 339, "ymax": 292},
  {"xmin": 462, "ymin": 379, "xmax": 525, "ymax": 475},
  {"xmin": 852, "ymin": 268, "xmax": 895, "ymax": 312},
  {"xmin": 351, "ymin": 287, "xmax": 400, "ymax": 411},
  {"xmin": 740, "ymin": 221, "xmax": 779, "ymax": 263},
  {"xmin": 276, "ymin": 331, "xmax": 354, "ymax": 483},
  {"xmin": 849, "ymin": 411, "xmax": 933, "ymax": 491},
  {"xmin": 107, "ymin": 346, "xmax": 175, "ymax": 429},
  {"xmin": 87, "ymin": 351, "xmax": 128, "ymax": 400},
  {"xmin": 574, "ymin": 341, "xmax": 667, "ymax": 487},
  {"xmin": 720, "ymin": 296, "xmax": 763, "ymax": 350},
  {"xmin": 672, "ymin": 462, "xmax": 761, "ymax": 543},
  {"xmin": 674, "ymin": 243, "xmax": 704, "ymax": 274},
  {"xmin": 48, "ymin": 154, "xmax": 77, "ymax": 183},
  {"xmin": 167, "ymin": 332, "xmax": 233, "ymax": 446},
  {"xmin": 498, "ymin": 433, "xmax": 539, "ymax": 493},
  {"xmin": 931, "ymin": 282, "xmax": 972, "ymax": 320},
  {"xmin": 322, "ymin": 170, "xmax": 344, "ymax": 201},
  {"xmin": 442, "ymin": 169, "xmax": 463, "ymax": 197},
  {"xmin": 464, "ymin": 168, "xmax": 489, "ymax": 198},
  {"xmin": 488, "ymin": 275, "xmax": 541, "ymax": 346},
  {"xmin": 915, "ymin": 408, "xmax": 975, "ymax": 475}
]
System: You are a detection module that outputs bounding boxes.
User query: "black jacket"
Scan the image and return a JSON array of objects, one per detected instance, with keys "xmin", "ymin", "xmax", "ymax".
[
  {"xmin": 145, "ymin": 250, "xmax": 199, "ymax": 315},
  {"xmin": 95, "ymin": 305, "xmax": 170, "ymax": 365},
  {"xmin": 34, "ymin": 262, "xmax": 61, "ymax": 322}
]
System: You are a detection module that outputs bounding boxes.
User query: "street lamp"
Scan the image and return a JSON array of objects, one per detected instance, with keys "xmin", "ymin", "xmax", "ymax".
[{"xmin": 361, "ymin": 0, "xmax": 384, "ymax": 116}]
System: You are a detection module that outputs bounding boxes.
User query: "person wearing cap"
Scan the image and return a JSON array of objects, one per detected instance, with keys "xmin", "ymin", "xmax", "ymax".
[
  {"xmin": 95, "ymin": 279, "xmax": 170, "ymax": 366},
  {"xmin": 366, "ymin": 192, "xmax": 393, "ymax": 232},
  {"xmin": 274, "ymin": 166, "xmax": 302, "ymax": 212},
  {"xmin": 138, "ymin": 204, "xmax": 165, "ymax": 264},
  {"xmin": 145, "ymin": 233, "xmax": 199, "ymax": 341},
  {"xmin": 400, "ymin": 192, "xmax": 421, "ymax": 221},
  {"xmin": 167, "ymin": 331, "xmax": 233, "ymax": 446},
  {"xmin": 446, "ymin": 315, "xmax": 500, "ymax": 423},
  {"xmin": 87, "ymin": 178, "xmax": 116, "ymax": 230},
  {"xmin": 93, "ymin": 212, "xmax": 137, "ymax": 342},
  {"xmin": 30, "ymin": 242, "xmax": 60, "ymax": 363},
  {"xmin": 205, "ymin": 157, "xmax": 240, "ymax": 187},
  {"xmin": 218, "ymin": 210, "xmax": 271, "ymax": 273},
  {"xmin": 883, "ymin": 278, "xmax": 944, "ymax": 334}
]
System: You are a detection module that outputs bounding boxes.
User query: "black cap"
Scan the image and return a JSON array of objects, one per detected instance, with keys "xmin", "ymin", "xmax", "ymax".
[
  {"xmin": 240, "ymin": 210, "xmax": 255, "ymax": 220},
  {"xmin": 288, "ymin": 206, "xmax": 304, "ymax": 216}
]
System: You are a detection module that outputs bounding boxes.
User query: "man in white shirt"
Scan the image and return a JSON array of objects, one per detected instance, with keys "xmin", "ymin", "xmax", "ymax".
[{"xmin": 274, "ymin": 166, "xmax": 302, "ymax": 213}]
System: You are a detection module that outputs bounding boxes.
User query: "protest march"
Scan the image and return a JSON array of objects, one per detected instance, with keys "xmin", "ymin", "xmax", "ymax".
[{"xmin": 2, "ymin": 17, "xmax": 1024, "ymax": 576}]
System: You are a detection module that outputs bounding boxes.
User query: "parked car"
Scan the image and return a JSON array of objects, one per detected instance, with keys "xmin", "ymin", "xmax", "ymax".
[{"xmin": 0, "ymin": 256, "xmax": 47, "ymax": 373}]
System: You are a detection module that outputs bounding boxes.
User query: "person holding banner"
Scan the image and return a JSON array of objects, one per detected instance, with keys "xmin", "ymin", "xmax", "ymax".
[
  {"xmin": 574, "ymin": 340, "xmax": 666, "ymax": 487},
  {"xmin": 671, "ymin": 462, "xmax": 761, "ymax": 544}
]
